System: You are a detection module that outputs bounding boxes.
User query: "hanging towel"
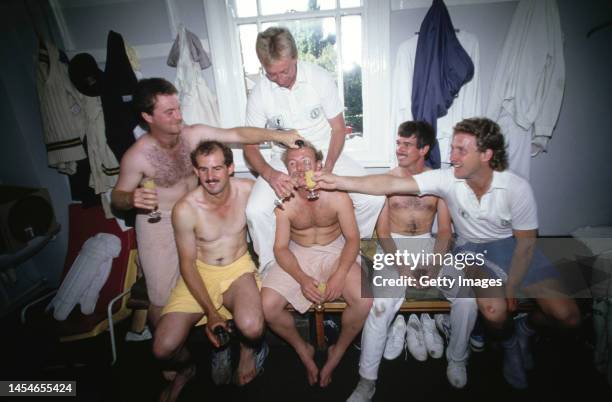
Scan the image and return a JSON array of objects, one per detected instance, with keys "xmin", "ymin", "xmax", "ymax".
[
  {"xmin": 47, "ymin": 233, "xmax": 121, "ymax": 320},
  {"xmin": 173, "ymin": 25, "xmax": 220, "ymax": 126},
  {"xmin": 411, "ymin": 0, "xmax": 475, "ymax": 168},
  {"xmin": 167, "ymin": 28, "xmax": 212, "ymax": 70},
  {"xmin": 486, "ymin": 0, "xmax": 564, "ymax": 179}
]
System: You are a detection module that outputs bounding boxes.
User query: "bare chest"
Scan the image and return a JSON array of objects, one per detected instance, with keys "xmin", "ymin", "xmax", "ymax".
[{"xmin": 144, "ymin": 139, "xmax": 193, "ymax": 187}]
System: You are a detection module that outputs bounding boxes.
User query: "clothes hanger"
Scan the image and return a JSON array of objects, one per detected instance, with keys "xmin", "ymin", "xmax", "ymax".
[{"xmin": 586, "ymin": 21, "xmax": 612, "ymax": 38}]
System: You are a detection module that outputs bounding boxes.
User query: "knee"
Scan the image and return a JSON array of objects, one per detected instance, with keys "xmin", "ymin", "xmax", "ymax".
[
  {"xmin": 479, "ymin": 301, "xmax": 507, "ymax": 328},
  {"xmin": 152, "ymin": 334, "xmax": 178, "ymax": 361},
  {"xmin": 262, "ymin": 293, "xmax": 281, "ymax": 322},
  {"xmin": 236, "ymin": 314, "xmax": 265, "ymax": 340},
  {"xmin": 371, "ymin": 298, "xmax": 396, "ymax": 318},
  {"xmin": 554, "ymin": 304, "xmax": 581, "ymax": 329}
]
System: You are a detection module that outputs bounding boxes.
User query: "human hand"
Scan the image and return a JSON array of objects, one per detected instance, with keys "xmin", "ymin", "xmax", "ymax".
[
  {"xmin": 313, "ymin": 171, "xmax": 339, "ymax": 190},
  {"xmin": 267, "ymin": 170, "xmax": 294, "ymax": 199},
  {"xmin": 299, "ymin": 275, "xmax": 323, "ymax": 304},
  {"xmin": 324, "ymin": 271, "xmax": 345, "ymax": 302},
  {"xmin": 204, "ymin": 312, "xmax": 228, "ymax": 348},
  {"xmin": 133, "ymin": 186, "xmax": 158, "ymax": 211},
  {"xmin": 275, "ymin": 129, "xmax": 304, "ymax": 149}
]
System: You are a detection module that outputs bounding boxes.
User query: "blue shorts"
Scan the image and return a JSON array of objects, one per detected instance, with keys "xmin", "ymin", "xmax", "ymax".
[{"xmin": 455, "ymin": 237, "xmax": 560, "ymax": 288}]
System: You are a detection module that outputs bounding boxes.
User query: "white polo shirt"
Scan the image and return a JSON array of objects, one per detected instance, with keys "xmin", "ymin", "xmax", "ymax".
[
  {"xmin": 413, "ymin": 168, "xmax": 538, "ymax": 242},
  {"xmin": 246, "ymin": 60, "xmax": 344, "ymax": 156}
]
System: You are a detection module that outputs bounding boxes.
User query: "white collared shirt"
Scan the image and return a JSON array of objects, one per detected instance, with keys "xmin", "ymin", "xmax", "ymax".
[
  {"xmin": 413, "ymin": 168, "xmax": 538, "ymax": 242},
  {"xmin": 246, "ymin": 60, "xmax": 344, "ymax": 156}
]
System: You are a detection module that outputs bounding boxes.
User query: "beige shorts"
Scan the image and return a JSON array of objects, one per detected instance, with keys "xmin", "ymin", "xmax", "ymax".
[{"xmin": 263, "ymin": 236, "xmax": 358, "ymax": 313}]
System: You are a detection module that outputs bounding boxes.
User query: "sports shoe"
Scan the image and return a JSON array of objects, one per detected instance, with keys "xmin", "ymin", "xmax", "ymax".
[
  {"xmin": 383, "ymin": 315, "xmax": 406, "ymax": 360},
  {"xmin": 405, "ymin": 314, "xmax": 428, "ymax": 362},
  {"xmin": 421, "ymin": 313, "xmax": 444, "ymax": 359},
  {"xmin": 434, "ymin": 313, "xmax": 451, "ymax": 343},
  {"xmin": 211, "ymin": 346, "xmax": 232, "ymax": 385},
  {"xmin": 346, "ymin": 377, "xmax": 376, "ymax": 402},
  {"xmin": 502, "ymin": 335, "xmax": 528, "ymax": 389},
  {"xmin": 446, "ymin": 360, "xmax": 468, "ymax": 389},
  {"xmin": 514, "ymin": 314, "xmax": 535, "ymax": 370}
]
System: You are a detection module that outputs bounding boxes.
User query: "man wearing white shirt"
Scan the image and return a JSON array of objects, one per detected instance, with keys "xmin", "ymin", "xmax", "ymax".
[
  {"xmin": 244, "ymin": 27, "xmax": 385, "ymax": 273},
  {"xmin": 317, "ymin": 117, "xmax": 580, "ymax": 390}
]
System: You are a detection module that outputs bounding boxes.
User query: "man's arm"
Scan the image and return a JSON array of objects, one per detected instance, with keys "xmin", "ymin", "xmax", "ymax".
[
  {"xmin": 324, "ymin": 194, "xmax": 360, "ymax": 301},
  {"xmin": 432, "ymin": 198, "xmax": 453, "ymax": 256},
  {"xmin": 322, "ymin": 113, "xmax": 346, "ymax": 173},
  {"xmin": 111, "ymin": 150, "xmax": 156, "ymax": 211},
  {"xmin": 186, "ymin": 124, "xmax": 303, "ymax": 149},
  {"xmin": 506, "ymin": 229, "xmax": 537, "ymax": 311},
  {"xmin": 244, "ymin": 143, "xmax": 294, "ymax": 199},
  {"xmin": 315, "ymin": 172, "xmax": 420, "ymax": 196},
  {"xmin": 273, "ymin": 209, "xmax": 322, "ymax": 303},
  {"xmin": 172, "ymin": 203, "xmax": 226, "ymax": 346}
]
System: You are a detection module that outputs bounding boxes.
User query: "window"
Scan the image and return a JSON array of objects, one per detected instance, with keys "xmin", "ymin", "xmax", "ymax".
[
  {"xmin": 235, "ymin": 0, "xmax": 364, "ymax": 134},
  {"xmin": 204, "ymin": 0, "xmax": 391, "ymax": 171}
]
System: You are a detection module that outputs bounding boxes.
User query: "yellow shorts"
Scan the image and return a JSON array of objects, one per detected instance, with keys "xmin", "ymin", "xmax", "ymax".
[{"xmin": 161, "ymin": 253, "xmax": 260, "ymax": 326}]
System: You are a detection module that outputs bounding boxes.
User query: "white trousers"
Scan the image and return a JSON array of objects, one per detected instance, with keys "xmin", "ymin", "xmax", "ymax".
[
  {"xmin": 358, "ymin": 235, "xmax": 478, "ymax": 380},
  {"xmin": 245, "ymin": 152, "xmax": 385, "ymax": 272}
]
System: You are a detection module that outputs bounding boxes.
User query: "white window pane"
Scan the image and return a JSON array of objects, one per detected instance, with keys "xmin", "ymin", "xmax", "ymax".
[
  {"xmin": 274, "ymin": 17, "xmax": 338, "ymax": 75},
  {"xmin": 340, "ymin": 0, "xmax": 362, "ymax": 8},
  {"xmin": 235, "ymin": 0, "xmax": 257, "ymax": 17},
  {"xmin": 260, "ymin": 0, "xmax": 309, "ymax": 15},
  {"xmin": 238, "ymin": 24, "xmax": 260, "ymax": 76},
  {"xmin": 317, "ymin": 0, "xmax": 336, "ymax": 10},
  {"xmin": 341, "ymin": 15, "xmax": 362, "ymax": 133}
]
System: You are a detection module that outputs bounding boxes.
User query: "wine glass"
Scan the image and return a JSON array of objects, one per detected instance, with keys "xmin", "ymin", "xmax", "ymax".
[
  {"xmin": 142, "ymin": 178, "xmax": 161, "ymax": 221},
  {"xmin": 303, "ymin": 159, "xmax": 319, "ymax": 200}
]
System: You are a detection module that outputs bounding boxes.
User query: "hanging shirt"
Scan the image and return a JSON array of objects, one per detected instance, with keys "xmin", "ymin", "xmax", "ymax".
[
  {"xmin": 392, "ymin": 30, "xmax": 481, "ymax": 166},
  {"xmin": 411, "ymin": 0, "xmax": 475, "ymax": 168},
  {"xmin": 486, "ymin": 0, "xmax": 565, "ymax": 179},
  {"xmin": 173, "ymin": 25, "xmax": 220, "ymax": 126},
  {"xmin": 36, "ymin": 40, "xmax": 87, "ymax": 174}
]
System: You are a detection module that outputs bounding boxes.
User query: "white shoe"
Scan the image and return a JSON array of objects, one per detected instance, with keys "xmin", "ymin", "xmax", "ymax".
[
  {"xmin": 383, "ymin": 315, "xmax": 406, "ymax": 360},
  {"xmin": 421, "ymin": 313, "xmax": 444, "ymax": 359},
  {"xmin": 434, "ymin": 313, "xmax": 451, "ymax": 343},
  {"xmin": 447, "ymin": 360, "xmax": 468, "ymax": 389},
  {"xmin": 405, "ymin": 314, "xmax": 428, "ymax": 362}
]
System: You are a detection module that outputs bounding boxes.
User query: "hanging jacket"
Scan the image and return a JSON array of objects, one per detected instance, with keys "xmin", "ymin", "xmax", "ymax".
[
  {"xmin": 411, "ymin": 0, "xmax": 475, "ymax": 168},
  {"xmin": 36, "ymin": 40, "xmax": 87, "ymax": 174}
]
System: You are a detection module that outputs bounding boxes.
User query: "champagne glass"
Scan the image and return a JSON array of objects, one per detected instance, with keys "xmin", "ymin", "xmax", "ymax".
[
  {"xmin": 142, "ymin": 178, "xmax": 161, "ymax": 221},
  {"xmin": 303, "ymin": 159, "xmax": 319, "ymax": 200},
  {"xmin": 314, "ymin": 282, "xmax": 327, "ymax": 311}
]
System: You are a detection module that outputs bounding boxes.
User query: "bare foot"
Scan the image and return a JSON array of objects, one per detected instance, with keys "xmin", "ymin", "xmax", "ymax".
[
  {"xmin": 296, "ymin": 343, "xmax": 319, "ymax": 385},
  {"xmin": 159, "ymin": 365, "xmax": 196, "ymax": 402},
  {"xmin": 162, "ymin": 370, "xmax": 177, "ymax": 382},
  {"xmin": 319, "ymin": 344, "xmax": 343, "ymax": 387},
  {"xmin": 236, "ymin": 346, "xmax": 257, "ymax": 385}
]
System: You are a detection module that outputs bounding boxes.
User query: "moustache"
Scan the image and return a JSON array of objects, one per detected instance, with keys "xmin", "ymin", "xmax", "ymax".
[{"xmin": 205, "ymin": 180, "xmax": 220, "ymax": 184}]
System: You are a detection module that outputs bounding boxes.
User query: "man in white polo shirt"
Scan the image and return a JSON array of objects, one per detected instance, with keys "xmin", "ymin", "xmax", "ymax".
[
  {"xmin": 317, "ymin": 117, "xmax": 580, "ymax": 390},
  {"xmin": 244, "ymin": 27, "xmax": 385, "ymax": 273}
]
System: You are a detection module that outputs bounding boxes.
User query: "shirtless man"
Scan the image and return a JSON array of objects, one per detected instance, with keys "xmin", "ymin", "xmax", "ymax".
[
  {"xmin": 153, "ymin": 141, "xmax": 265, "ymax": 401},
  {"xmin": 261, "ymin": 142, "xmax": 372, "ymax": 387},
  {"xmin": 348, "ymin": 121, "xmax": 477, "ymax": 402},
  {"xmin": 111, "ymin": 78, "xmax": 301, "ymax": 326}
]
